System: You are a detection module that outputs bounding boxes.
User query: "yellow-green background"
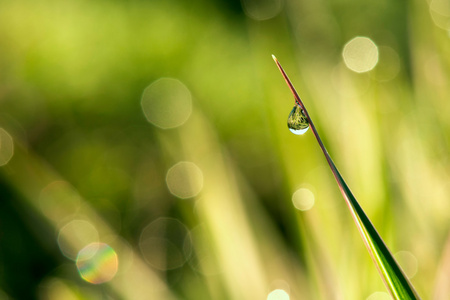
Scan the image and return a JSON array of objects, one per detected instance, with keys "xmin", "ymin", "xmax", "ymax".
[{"xmin": 0, "ymin": 0, "xmax": 449, "ymax": 299}]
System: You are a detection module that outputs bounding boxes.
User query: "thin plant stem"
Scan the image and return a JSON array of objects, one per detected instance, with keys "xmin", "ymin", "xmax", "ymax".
[{"xmin": 272, "ymin": 55, "xmax": 421, "ymax": 299}]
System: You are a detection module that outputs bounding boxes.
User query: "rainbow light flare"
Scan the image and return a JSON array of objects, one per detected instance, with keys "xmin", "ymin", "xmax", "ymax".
[{"xmin": 76, "ymin": 242, "xmax": 118, "ymax": 284}]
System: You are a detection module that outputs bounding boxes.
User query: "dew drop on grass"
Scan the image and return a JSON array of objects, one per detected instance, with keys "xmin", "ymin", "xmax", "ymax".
[{"xmin": 287, "ymin": 105, "xmax": 309, "ymax": 135}]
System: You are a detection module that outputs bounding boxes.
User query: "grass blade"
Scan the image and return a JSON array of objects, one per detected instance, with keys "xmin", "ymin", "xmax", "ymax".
[{"xmin": 272, "ymin": 55, "xmax": 421, "ymax": 299}]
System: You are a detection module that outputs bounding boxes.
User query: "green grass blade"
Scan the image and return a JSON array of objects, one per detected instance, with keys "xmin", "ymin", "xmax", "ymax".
[{"xmin": 272, "ymin": 55, "xmax": 421, "ymax": 299}]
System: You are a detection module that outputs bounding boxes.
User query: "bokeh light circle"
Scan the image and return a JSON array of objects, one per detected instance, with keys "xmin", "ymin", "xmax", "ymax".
[
  {"xmin": 267, "ymin": 289, "xmax": 290, "ymax": 300},
  {"xmin": 39, "ymin": 181, "xmax": 81, "ymax": 223},
  {"xmin": 188, "ymin": 224, "xmax": 221, "ymax": 276},
  {"xmin": 371, "ymin": 46, "xmax": 401, "ymax": 81},
  {"xmin": 0, "ymin": 128, "xmax": 14, "ymax": 166},
  {"xmin": 343, "ymin": 37, "xmax": 379, "ymax": 73},
  {"xmin": 38, "ymin": 277, "xmax": 80, "ymax": 300},
  {"xmin": 241, "ymin": 0, "xmax": 283, "ymax": 21},
  {"xmin": 166, "ymin": 161, "xmax": 203, "ymax": 199},
  {"xmin": 394, "ymin": 250, "xmax": 418, "ymax": 278},
  {"xmin": 366, "ymin": 291, "xmax": 391, "ymax": 300},
  {"xmin": 139, "ymin": 217, "xmax": 191, "ymax": 270},
  {"xmin": 431, "ymin": 0, "xmax": 450, "ymax": 16},
  {"xmin": 292, "ymin": 188, "xmax": 315, "ymax": 211},
  {"xmin": 429, "ymin": 0, "xmax": 450, "ymax": 30},
  {"xmin": 141, "ymin": 78, "xmax": 192, "ymax": 129},
  {"xmin": 76, "ymin": 242, "xmax": 118, "ymax": 284},
  {"xmin": 57, "ymin": 220, "xmax": 99, "ymax": 260}
]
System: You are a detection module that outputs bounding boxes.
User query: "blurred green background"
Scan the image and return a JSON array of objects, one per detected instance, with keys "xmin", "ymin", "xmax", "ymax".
[{"xmin": 0, "ymin": 0, "xmax": 450, "ymax": 299}]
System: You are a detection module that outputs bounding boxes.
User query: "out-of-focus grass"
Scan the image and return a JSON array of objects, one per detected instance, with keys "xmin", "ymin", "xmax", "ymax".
[{"xmin": 0, "ymin": 0, "xmax": 449, "ymax": 299}]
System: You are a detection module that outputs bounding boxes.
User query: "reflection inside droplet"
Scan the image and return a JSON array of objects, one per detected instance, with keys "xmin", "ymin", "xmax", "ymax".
[
  {"xmin": 287, "ymin": 105, "xmax": 309, "ymax": 135},
  {"xmin": 76, "ymin": 243, "xmax": 118, "ymax": 284}
]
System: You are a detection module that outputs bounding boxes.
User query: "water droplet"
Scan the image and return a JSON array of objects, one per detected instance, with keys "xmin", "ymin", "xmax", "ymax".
[{"xmin": 287, "ymin": 105, "xmax": 309, "ymax": 135}]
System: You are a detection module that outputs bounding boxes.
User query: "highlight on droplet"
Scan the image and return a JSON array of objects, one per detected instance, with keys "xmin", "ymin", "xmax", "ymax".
[
  {"xmin": 76, "ymin": 242, "xmax": 118, "ymax": 284},
  {"xmin": 166, "ymin": 161, "xmax": 203, "ymax": 199},
  {"xmin": 141, "ymin": 78, "xmax": 192, "ymax": 129},
  {"xmin": 292, "ymin": 188, "xmax": 315, "ymax": 211},
  {"xmin": 0, "ymin": 128, "xmax": 14, "ymax": 166},
  {"xmin": 342, "ymin": 36, "xmax": 379, "ymax": 73},
  {"xmin": 267, "ymin": 289, "xmax": 290, "ymax": 300}
]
